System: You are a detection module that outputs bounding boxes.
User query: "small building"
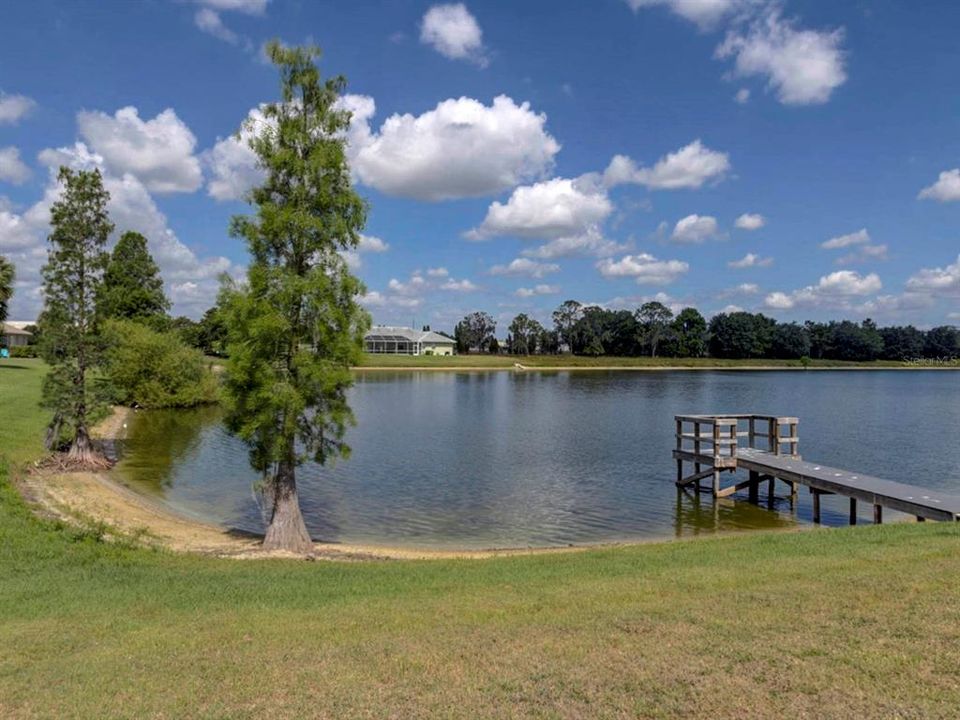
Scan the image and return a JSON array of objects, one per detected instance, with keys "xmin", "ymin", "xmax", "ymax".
[
  {"xmin": 364, "ymin": 326, "xmax": 456, "ymax": 356},
  {"xmin": 1, "ymin": 322, "xmax": 31, "ymax": 349}
]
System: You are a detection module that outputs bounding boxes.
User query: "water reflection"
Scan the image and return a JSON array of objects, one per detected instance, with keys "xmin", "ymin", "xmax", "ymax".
[{"xmin": 115, "ymin": 370, "xmax": 960, "ymax": 549}]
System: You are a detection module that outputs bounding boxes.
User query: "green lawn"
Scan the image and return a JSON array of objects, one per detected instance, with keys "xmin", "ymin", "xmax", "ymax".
[
  {"xmin": 0, "ymin": 358, "xmax": 48, "ymax": 465},
  {"xmin": 1, "ymin": 358, "xmax": 959, "ymax": 718}
]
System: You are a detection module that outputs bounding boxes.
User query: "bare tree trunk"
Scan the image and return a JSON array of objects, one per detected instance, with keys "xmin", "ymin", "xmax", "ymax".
[{"xmin": 262, "ymin": 458, "xmax": 313, "ymax": 554}]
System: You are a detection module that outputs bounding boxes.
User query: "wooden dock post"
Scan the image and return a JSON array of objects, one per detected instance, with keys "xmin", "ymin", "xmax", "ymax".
[
  {"xmin": 748, "ymin": 470, "xmax": 759, "ymax": 503},
  {"xmin": 849, "ymin": 498, "xmax": 857, "ymax": 525},
  {"xmin": 812, "ymin": 490, "xmax": 821, "ymax": 524},
  {"xmin": 874, "ymin": 504, "xmax": 883, "ymax": 524}
]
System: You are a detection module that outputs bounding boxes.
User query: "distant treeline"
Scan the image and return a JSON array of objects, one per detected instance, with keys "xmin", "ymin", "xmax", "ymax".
[{"xmin": 452, "ymin": 301, "xmax": 960, "ymax": 361}]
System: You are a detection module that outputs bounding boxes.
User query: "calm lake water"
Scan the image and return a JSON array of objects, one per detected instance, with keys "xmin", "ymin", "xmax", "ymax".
[{"xmin": 116, "ymin": 370, "xmax": 960, "ymax": 550}]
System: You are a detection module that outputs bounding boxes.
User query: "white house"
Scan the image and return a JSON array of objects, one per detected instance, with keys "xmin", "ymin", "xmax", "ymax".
[
  {"xmin": 364, "ymin": 326, "xmax": 456, "ymax": 356},
  {"xmin": 1, "ymin": 322, "xmax": 32, "ymax": 348}
]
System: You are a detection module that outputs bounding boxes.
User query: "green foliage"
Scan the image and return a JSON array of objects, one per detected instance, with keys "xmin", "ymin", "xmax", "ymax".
[
  {"xmin": 8, "ymin": 345, "xmax": 38, "ymax": 359},
  {"xmin": 671, "ymin": 307, "xmax": 707, "ymax": 358},
  {"xmin": 923, "ymin": 325, "xmax": 959, "ymax": 358},
  {"xmin": 101, "ymin": 319, "xmax": 219, "ymax": 408},
  {"xmin": 507, "ymin": 313, "xmax": 544, "ymax": 355},
  {"xmin": 708, "ymin": 312, "xmax": 775, "ymax": 359},
  {"xmin": 636, "ymin": 301, "xmax": 674, "ymax": 357},
  {"xmin": 222, "ymin": 41, "xmax": 369, "ymax": 479},
  {"xmin": 97, "ymin": 231, "xmax": 170, "ymax": 326},
  {"xmin": 39, "ymin": 167, "xmax": 114, "ymax": 453},
  {"xmin": 454, "ymin": 311, "xmax": 496, "ymax": 353},
  {"xmin": 0, "ymin": 254, "xmax": 14, "ymax": 324},
  {"xmin": 771, "ymin": 323, "xmax": 811, "ymax": 359}
]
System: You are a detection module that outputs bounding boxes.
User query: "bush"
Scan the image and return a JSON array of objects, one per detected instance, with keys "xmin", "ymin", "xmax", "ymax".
[
  {"xmin": 8, "ymin": 345, "xmax": 38, "ymax": 358},
  {"xmin": 102, "ymin": 319, "xmax": 220, "ymax": 408}
]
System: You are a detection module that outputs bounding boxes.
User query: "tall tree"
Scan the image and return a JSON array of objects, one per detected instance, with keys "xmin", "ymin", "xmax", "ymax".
[
  {"xmin": 552, "ymin": 300, "xmax": 582, "ymax": 352},
  {"xmin": 220, "ymin": 42, "xmax": 369, "ymax": 554},
  {"xmin": 672, "ymin": 307, "xmax": 706, "ymax": 358},
  {"xmin": 97, "ymin": 231, "xmax": 170, "ymax": 326},
  {"xmin": 636, "ymin": 301, "xmax": 673, "ymax": 357},
  {"xmin": 507, "ymin": 313, "xmax": 544, "ymax": 355},
  {"xmin": 456, "ymin": 311, "xmax": 496, "ymax": 353},
  {"xmin": 40, "ymin": 168, "xmax": 114, "ymax": 464},
  {"xmin": 0, "ymin": 255, "xmax": 13, "ymax": 324}
]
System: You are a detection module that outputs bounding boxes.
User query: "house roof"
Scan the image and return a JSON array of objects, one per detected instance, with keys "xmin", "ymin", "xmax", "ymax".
[
  {"xmin": 365, "ymin": 326, "xmax": 454, "ymax": 344},
  {"xmin": 1, "ymin": 322, "xmax": 31, "ymax": 336}
]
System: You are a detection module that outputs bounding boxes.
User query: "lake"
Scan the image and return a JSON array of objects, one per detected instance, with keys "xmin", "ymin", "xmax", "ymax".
[{"xmin": 115, "ymin": 370, "xmax": 960, "ymax": 550}]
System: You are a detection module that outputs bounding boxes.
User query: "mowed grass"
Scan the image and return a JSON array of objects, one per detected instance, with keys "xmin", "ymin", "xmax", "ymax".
[
  {"xmin": 2, "ymin": 360, "xmax": 960, "ymax": 718},
  {"xmin": 0, "ymin": 358, "xmax": 48, "ymax": 465},
  {"xmin": 355, "ymin": 353, "xmax": 948, "ymax": 369}
]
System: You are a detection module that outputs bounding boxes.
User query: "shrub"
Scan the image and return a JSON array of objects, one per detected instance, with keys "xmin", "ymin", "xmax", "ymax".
[
  {"xmin": 102, "ymin": 319, "xmax": 220, "ymax": 408},
  {"xmin": 8, "ymin": 345, "xmax": 38, "ymax": 358}
]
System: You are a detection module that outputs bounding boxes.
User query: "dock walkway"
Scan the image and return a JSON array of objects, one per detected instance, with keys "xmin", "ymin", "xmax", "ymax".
[{"xmin": 673, "ymin": 414, "xmax": 960, "ymax": 524}]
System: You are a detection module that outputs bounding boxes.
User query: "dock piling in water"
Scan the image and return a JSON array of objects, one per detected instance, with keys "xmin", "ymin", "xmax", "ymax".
[{"xmin": 672, "ymin": 413, "xmax": 960, "ymax": 525}]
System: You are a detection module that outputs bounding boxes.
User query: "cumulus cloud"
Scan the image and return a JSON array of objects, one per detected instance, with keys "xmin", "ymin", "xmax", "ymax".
[
  {"xmin": 918, "ymin": 169, "xmax": 960, "ymax": 203},
  {"xmin": 603, "ymin": 140, "xmax": 730, "ymax": 190},
  {"xmin": 0, "ymin": 92, "xmax": 35, "ymax": 125},
  {"xmin": 836, "ymin": 243, "xmax": 888, "ymax": 266},
  {"xmin": 624, "ymin": 0, "xmax": 745, "ymax": 30},
  {"xmin": 763, "ymin": 270, "xmax": 882, "ymax": 311},
  {"xmin": 522, "ymin": 227, "xmax": 628, "ymax": 260},
  {"xmin": 426, "ymin": 267, "xmax": 449, "ymax": 277},
  {"xmin": 0, "ymin": 147, "xmax": 31, "ymax": 184},
  {"xmin": 596, "ymin": 253, "xmax": 689, "ymax": 285},
  {"xmin": 728, "ymin": 252, "xmax": 772, "ymax": 268},
  {"xmin": 340, "ymin": 234, "xmax": 390, "ymax": 271},
  {"xmin": 468, "ymin": 176, "xmax": 612, "ymax": 240},
  {"xmin": 821, "ymin": 228, "xmax": 869, "ymax": 249},
  {"xmin": 905, "ymin": 255, "xmax": 960, "ymax": 297},
  {"xmin": 734, "ymin": 87, "xmax": 751, "ymax": 104},
  {"xmin": 204, "ymin": 105, "xmax": 271, "ymax": 201},
  {"xmin": 490, "ymin": 258, "xmax": 560, "ymax": 279},
  {"xmin": 363, "ymin": 268, "xmax": 478, "ymax": 312},
  {"xmin": 716, "ymin": 8, "xmax": 847, "ymax": 106},
  {"xmin": 346, "ymin": 94, "xmax": 559, "ymax": 201},
  {"xmin": 515, "ymin": 284, "xmax": 559, "ymax": 298},
  {"xmin": 440, "ymin": 278, "xmax": 479, "ymax": 292},
  {"xmin": 0, "ymin": 141, "xmax": 238, "ymax": 318},
  {"xmin": 671, "ymin": 214, "xmax": 720, "ymax": 243},
  {"xmin": 77, "ymin": 107, "xmax": 202, "ymax": 193},
  {"xmin": 734, "ymin": 212, "xmax": 764, "ymax": 230},
  {"xmin": 420, "ymin": 3, "xmax": 488, "ymax": 66}
]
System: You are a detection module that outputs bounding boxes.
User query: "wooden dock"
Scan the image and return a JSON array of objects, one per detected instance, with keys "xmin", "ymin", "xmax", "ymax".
[{"xmin": 673, "ymin": 414, "xmax": 960, "ymax": 524}]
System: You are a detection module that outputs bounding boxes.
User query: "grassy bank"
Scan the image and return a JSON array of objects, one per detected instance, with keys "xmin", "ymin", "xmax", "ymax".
[
  {"xmin": 355, "ymin": 354, "xmax": 957, "ymax": 369},
  {"xmin": 2, "ymin": 358, "xmax": 960, "ymax": 718}
]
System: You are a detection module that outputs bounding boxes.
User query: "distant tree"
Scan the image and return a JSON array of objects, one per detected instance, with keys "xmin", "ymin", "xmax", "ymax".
[
  {"xmin": 771, "ymin": 323, "xmax": 810, "ymax": 359},
  {"xmin": 507, "ymin": 313, "xmax": 544, "ymax": 355},
  {"xmin": 708, "ymin": 312, "xmax": 774, "ymax": 359},
  {"xmin": 220, "ymin": 42, "xmax": 370, "ymax": 553},
  {"xmin": 39, "ymin": 167, "xmax": 113, "ymax": 465},
  {"xmin": 573, "ymin": 306, "xmax": 611, "ymax": 356},
  {"xmin": 923, "ymin": 325, "xmax": 959, "ymax": 358},
  {"xmin": 804, "ymin": 321, "xmax": 832, "ymax": 359},
  {"xmin": 552, "ymin": 300, "xmax": 583, "ymax": 352},
  {"xmin": 539, "ymin": 327, "xmax": 560, "ymax": 355},
  {"xmin": 170, "ymin": 315, "xmax": 201, "ymax": 348},
  {"xmin": 0, "ymin": 255, "xmax": 13, "ymax": 324},
  {"xmin": 197, "ymin": 306, "xmax": 228, "ymax": 356},
  {"xmin": 606, "ymin": 309, "xmax": 640, "ymax": 356},
  {"xmin": 636, "ymin": 301, "xmax": 673, "ymax": 357},
  {"xmin": 97, "ymin": 231, "xmax": 170, "ymax": 327},
  {"xmin": 488, "ymin": 336, "xmax": 501, "ymax": 354},
  {"xmin": 456, "ymin": 311, "xmax": 496, "ymax": 353},
  {"xmin": 879, "ymin": 325, "xmax": 924, "ymax": 361},
  {"xmin": 827, "ymin": 320, "xmax": 883, "ymax": 361},
  {"xmin": 672, "ymin": 307, "xmax": 706, "ymax": 358}
]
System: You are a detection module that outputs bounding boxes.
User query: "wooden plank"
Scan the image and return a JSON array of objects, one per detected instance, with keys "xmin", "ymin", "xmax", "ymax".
[
  {"xmin": 676, "ymin": 467, "xmax": 715, "ymax": 487},
  {"xmin": 671, "ymin": 449, "xmax": 737, "ymax": 468}
]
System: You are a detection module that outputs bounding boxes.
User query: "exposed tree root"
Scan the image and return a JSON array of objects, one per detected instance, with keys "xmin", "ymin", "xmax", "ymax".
[{"xmin": 33, "ymin": 452, "xmax": 114, "ymax": 474}]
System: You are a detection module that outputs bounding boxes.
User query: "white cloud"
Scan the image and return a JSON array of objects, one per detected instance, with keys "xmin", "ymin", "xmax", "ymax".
[
  {"xmin": 905, "ymin": 255, "xmax": 960, "ymax": 297},
  {"xmin": 360, "ymin": 291, "xmax": 422, "ymax": 310},
  {"xmin": 596, "ymin": 253, "xmax": 689, "ymax": 285},
  {"xmin": 77, "ymin": 107, "xmax": 202, "ymax": 193},
  {"xmin": 0, "ymin": 147, "xmax": 31, "ymax": 184},
  {"xmin": 918, "ymin": 169, "xmax": 960, "ymax": 203},
  {"xmin": 836, "ymin": 243, "xmax": 888, "ymax": 266},
  {"xmin": 346, "ymin": 94, "xmax": 559, "ymax": 201},
  {"xmin": 603, "ymin": 140, "xmax": 730, "ymax": 190},
  {"xmin": 716, "ymin": 8, "xmax": 847, "ymax": 106},
  {"xmin": 489, "ymin": 258, "xmax": 560, "ymax": 279},
  {"xmin": 515, "ymin": 284, "xmax": 559, "ymax": 298},
  {"xmin": 340, "ymin": 234, "xmax": 390, "ymax": 271},
  {"xmin": 734, "ymin": 87, "xmax": 751, "ymax": 104},
  {"xmin": 0, "ymin": 92, "xmax": 35, "ymax": 125},
  {"xmin": 192, "ymin": 0, "xmax": 268, "ymax": 44},
  {"xmin": 522, "ymin": 227, "xmax": 627, "ymax": 259},
  {"xmin": 426, "ymin": 267, "xmax": 449, "ymax": 277},
  {"xmin": 734, "ymin": 212, "xmax": 764, "ymax": 230},
  {"xmin": 420, "ymin": 3, "xmax": 488, "ymax": 66},
  {"xmin": 204, "ymin": 105, "xmax": 271, "ymax": 201},
  {"xmin": 671, "ymin": 214, "xmax": 720, "ymax": 243},
  {"xmin": 763, "ymin": 270, "xmax": 882, "ymax": 312},
  {"xmin": 440, "ymin": 278, "xmax": 479, "ymax": 292},
  {"xmin": 469, "ymin": 176, "xmax": 612, "ymax": 240},
  {"xmin": 821, "ymin": 228, "xmax": 868, "ymax": 249},
  {"xmin": 0, "ymin": 210, "xmax": 37, "ymax": 251},
  {"xmin": 625, "ymin": 0, "xmax": 745, "ymax": 30},
  {"xmin": 727, "ymin": 252, "xmax": 773, "ymax": 268}
]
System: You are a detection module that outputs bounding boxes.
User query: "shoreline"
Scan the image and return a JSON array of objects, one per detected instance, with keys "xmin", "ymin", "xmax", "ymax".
[{"xmin": 354, "ymin": 364, "xmax": 960, "ymax": 372}]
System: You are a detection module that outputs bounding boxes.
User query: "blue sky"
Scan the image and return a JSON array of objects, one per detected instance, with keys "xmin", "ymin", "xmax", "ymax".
[{"xmin": 1, "ymin": 0, "xmax": 958, "ymax": 330}]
